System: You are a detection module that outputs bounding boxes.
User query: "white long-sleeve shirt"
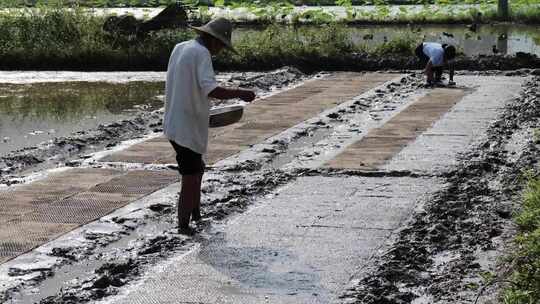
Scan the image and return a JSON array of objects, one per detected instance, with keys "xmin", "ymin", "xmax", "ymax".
[{"xmin": 163, "ymin": 39, "xmax": 218, "ymax": 154}]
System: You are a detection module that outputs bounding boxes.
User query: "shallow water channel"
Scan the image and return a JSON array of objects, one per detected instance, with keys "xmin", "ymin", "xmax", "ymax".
[{"xmin": 0, "ymin": 81, "xmax": 164, "ymax": 156}]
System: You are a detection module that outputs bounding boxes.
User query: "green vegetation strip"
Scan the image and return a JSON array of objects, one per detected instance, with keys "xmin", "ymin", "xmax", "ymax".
[
  {"xmin": 1, "ymin": 0, "xmax": 539, "ymax": 24},
  {"xmin": 196, "ymin": 1, "xmax": 540, "ymax": 25},
  {"xmin": 0, "ymin": 7, "xmax": 538, "ymax": 70},
  {"xmin": 502, "ymin": 173, "xmax": 540, "ymax": 304},
  {"xmin": 0, "ymin": 8, "xmax": 421, "ymax": 70}
]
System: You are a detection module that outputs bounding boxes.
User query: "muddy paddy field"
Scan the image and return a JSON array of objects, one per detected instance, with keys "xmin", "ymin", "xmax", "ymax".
[
  {"xmin": 0, "ymin": 67, "xmax": 538, "ymax": 304},
  {"xmin": 1, "ymin": 10, "xmax": 540, "ymax": 303}
]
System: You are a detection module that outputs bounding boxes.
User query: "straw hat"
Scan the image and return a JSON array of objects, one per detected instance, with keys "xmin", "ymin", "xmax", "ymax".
[{"xmin": 190, "ymin": 18, "xmax": 235, "ymax": 52}]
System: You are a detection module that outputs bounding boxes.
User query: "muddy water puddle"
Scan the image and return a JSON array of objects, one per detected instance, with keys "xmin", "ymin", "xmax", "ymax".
[
  {"xmin": 0, "ymin": 81, "xmax": 164, "ymax": 156},
  {"xmin": 235, "ymin": 24, "xmax": 540, "ymax": 57}
]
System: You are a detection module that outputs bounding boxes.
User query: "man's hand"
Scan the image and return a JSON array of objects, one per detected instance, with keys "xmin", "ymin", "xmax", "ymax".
[{"xmin": 238, "ymin": 89, "xmax": 256, "ymax": 102}]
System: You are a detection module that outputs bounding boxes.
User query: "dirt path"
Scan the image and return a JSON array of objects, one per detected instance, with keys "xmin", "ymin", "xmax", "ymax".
[{"xmin": 1, "ymin": 73, "xmax": 538, "ymax": 304}]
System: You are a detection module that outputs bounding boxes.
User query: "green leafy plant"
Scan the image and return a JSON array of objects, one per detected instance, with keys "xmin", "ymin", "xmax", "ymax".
[
  {"xmin": 533, "ymin": 128, "xmax": 540, "ymax": 143},
  {"xmin": 501, "ymin": 175, "xmax": 540, "ymax": 304},
  {"xmin": 335, "ymin": 0, "xmax": 352, "ymax": 6},
  {"xmin": 373, "ymin": 32, "xmax": 418, "ymax": 55}
]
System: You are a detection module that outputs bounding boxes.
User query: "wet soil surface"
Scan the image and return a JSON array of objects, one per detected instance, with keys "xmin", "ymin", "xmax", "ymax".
[
  {"xmin": 1, "ymin": 71, "xmax": 412, "ymax": 304},
  {"xmin": 214, "ymin": 50, "xmax": 540, "ymax": 73},
  {"xmin": 1, "ymin": 71, "xmax": 537, "ymax": 304},
  {"xmin": 339, "ymin": 76, "xmax": 540, "ymax": 303},
  {"xmin": 0, "ymin": 67, "xmax": 306, "ymax": 186},
  {"xmin": 20, "ymin": 169, "xmax": 298, "ymax": 304}
]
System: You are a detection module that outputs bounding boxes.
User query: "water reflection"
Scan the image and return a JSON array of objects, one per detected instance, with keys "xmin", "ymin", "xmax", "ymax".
[
  {"xmin": 355, "ymin": 24, "xmax": 539, "ymax": 57},
  {"xmin": 0, "ymin": 81, "xmax": 164, "ymax": 155}
]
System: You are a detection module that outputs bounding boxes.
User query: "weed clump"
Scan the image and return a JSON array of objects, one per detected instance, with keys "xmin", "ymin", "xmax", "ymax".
[
  {"xmin": 217, "ymin": 24, "xmax": 359, "ymax": 69},
  {"xmin": 503, "ymin": 174, "xmax": 540, "ymax": 304},
  {"xmin": 373, "ymin": 32, "xmax": 418, "ymax": 55},
  {"xmin": 0, "ymin": 9, "xmax": 419, "ymax": 70}
]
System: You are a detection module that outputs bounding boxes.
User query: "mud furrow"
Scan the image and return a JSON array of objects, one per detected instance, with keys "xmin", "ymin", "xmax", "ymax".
[
  {"xmin": 36, "ymin": 169, "xmax": 296, "ymax": 304},
  {"xmin": 339, "ymin": 77, "xmax": 540, "ymax": 304}
]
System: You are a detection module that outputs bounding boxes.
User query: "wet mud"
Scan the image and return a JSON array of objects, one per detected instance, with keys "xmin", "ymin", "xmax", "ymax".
[
  {"xmin": 1, "ymin": 71, "xmax": 416, "ymax": 303},
  {"xmin": 33, "ymin": 169, "xmax": 296, "ymax": 304},
  {"xmin": 339, "ymin": 76, "xmax": 540, "ymax": 304},
  {"xmin": 0, "ymin": 67, "xmax": 305, "ymax": 186},
  {"xmin": 2, "ymin": 70, "xmax": 536, "ymax": 304}
]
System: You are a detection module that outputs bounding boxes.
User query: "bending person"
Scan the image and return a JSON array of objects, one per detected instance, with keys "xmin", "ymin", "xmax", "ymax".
[
  {"xmin": 163, "ymin": 18, "xmax": 256, "ymax": 235},
  {"xmin": 415, "ymin": 42, "xmax": 457, "ymax": 86}
]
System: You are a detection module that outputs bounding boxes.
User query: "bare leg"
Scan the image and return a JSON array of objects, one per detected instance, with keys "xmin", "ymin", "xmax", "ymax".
[
  {"xmin": 178, "ymin": 173, "xmax": 203, "ymax": 229},
  {"xmin": 191, "ymin": 172, "xmax": 203, "ymax": 221},
  {"xmin": 434, "ymin": 67, "xmax": 443, "ymax": 82}
]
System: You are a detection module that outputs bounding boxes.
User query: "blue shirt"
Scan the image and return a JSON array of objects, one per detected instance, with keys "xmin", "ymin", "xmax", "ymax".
[{"xmin": 422, "ymin": 42, "xmax": 445, "ymax": 67}]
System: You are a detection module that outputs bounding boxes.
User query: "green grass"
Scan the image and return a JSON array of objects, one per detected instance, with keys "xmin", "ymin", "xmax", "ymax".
[
  {"xmin": 217, "ymin": 24, "xmax": 369, "ymax": 67},
  {"xmin": 0, "ymin": 8, "xmax": 117, "ymax": 67},
  {"xmin": 208, "ymin": 23, "xmax": 421, "ymax": 69},
  {"xmin": 0, "ymin": 7, "xmax": 195, "ymax": 69},
  {"xmin": 373, "ymin": 32, "xmax": 417, "ymax": 55},
  {"xmin": 0, "ymin": 8, "xmax": 424, "ymax": 70},
  {"xmin": 0, "ymin": 0, "xmax": 539, "ymax": 25},
  {"xmin": 192, "ymin": 2, "xmax": 540, "ymax": 24},
  {"xmin": 1, "ymin": 6, "xmax": 538, "ymax": 71},
  {"xmin": 502, "ymin": 173, "xmax": 540, "ymax": 304}
]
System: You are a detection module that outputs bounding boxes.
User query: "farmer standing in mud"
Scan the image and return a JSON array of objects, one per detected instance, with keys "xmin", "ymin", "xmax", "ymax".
[
  {"xmin": 415, "ymin": 42, "xmax": 457, "ymax": 86},
  {"xmin": 163, "ymin": 18, "xmax": 256, "ymax": 235}
]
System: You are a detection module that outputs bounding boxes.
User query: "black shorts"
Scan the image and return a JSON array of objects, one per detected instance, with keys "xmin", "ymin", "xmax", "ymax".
[{"xmin": 169, "ymin": 141, "xmax": 205, "ymax": 175}]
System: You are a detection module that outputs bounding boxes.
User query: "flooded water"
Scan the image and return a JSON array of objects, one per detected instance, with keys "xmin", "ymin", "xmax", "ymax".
[
  {"xmin": 0, "ymin": 70, "xmax": 301, "ymax": 159},
  {"xmin": 0, "ymin": 81, "xmax": 164, "ymax": 156},
  {"xmin": 235, "ymin": 24, "xmax": 540, "ymax": 57},
  {"xmin": 349, "ymin": 24, "xmax": 540, "ymax": 57}
]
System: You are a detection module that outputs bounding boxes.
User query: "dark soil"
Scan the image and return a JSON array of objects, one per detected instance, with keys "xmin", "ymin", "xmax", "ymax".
[
  {"xmin": 219, "ymin": 53, "xmax": 540, "ymax": 74},
  {"xmin": 2, "ymin": 46, "xmax": 539, "ymax": 73}
]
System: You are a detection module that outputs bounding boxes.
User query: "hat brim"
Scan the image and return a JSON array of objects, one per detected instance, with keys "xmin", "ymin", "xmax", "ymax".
[{"xmin": 189, "ymin": 25, "xmax": 237, "ymax": 54}]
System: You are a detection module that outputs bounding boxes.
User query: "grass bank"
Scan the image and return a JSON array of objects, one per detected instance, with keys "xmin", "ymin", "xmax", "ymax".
[
  {"xmin": 0, "ymin": 8, "xmax": 192, "ymax": 69},
  {"xmin": 0, "ymin": 8, "xmax": 539, "ymax": 71},
  {"xmin": 0, "ymin": 8, "xmax": 419, "ymax": 70},
  {"xmin": 501, "ymin": 172, "xmax": 540, "ymax": 304}
]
